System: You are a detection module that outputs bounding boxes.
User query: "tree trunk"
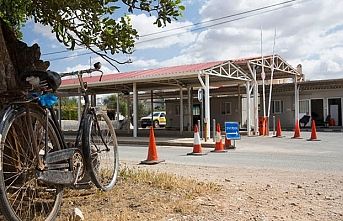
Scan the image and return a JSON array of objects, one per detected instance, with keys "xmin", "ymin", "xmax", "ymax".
[{"xmin": 0, "ymin": 18, "xmax": 50, "ymax": 107}]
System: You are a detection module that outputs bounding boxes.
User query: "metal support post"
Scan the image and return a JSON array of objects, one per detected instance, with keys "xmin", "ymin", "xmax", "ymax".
[
  {"xmin": 273, "ymin": 116, "xmax": 276, "ymax": 136},
  {"xmin": 198, "ymin": 120, "xmax": 201, "ymax": 139},
  {"xmin": 213, "ymin": 119, "xmax": 216, "ymax": 142}
]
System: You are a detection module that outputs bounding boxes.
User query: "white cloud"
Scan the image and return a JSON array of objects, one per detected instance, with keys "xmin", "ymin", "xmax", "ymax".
[
  {"xmin": 129, "ymin": 14, "xmax": 197, "ymax": 50},
  {"xmin": 160, "ymin": 54, "xmax": 197, "ymax": 67},
  {"xmin": 183, "ymin": 0, "xmax": 205, "ymax": 6},
  {"xmin": 129, "ymin": 58, "xmax": 160, "ymax": 68},
  {"xmin": 33, "ymin": 23, "xmax": 55, "ymax": 40},
  {"xmin": 29, "ymin": 38, "xmax": 40, "ymax": 46},
  {"xmin": 299, "ymin": 46, "xmax": 343, "ymax": 80},
  {"xmin": 23, "ymin": 0, "xmax": 343, "ymax": 81},
  {"xmin": 66, "ymin": 52, "xmax": 78, "ymax": 60},
  {"xmin": 162, "ymin": 0, "xmax": 343, "ymax": 80},
  {"xmin": 51, "ymin": 44, "xmax": 59, "ymax": 49}
]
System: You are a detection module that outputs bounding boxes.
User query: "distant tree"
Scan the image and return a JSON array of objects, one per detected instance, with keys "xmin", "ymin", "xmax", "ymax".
[
  {"xmin": 103, "ymin": 94, "xmax": 150, "ymax": 120},
  {"xmin": 154, "ymin": 105, "xmax": 165, "ymax": 111},
  {"xmin": 136, "ymin": 100, "xmax": 150, "ymax": 119},
  {"xmin": 60, "ymin": 97, "xmax": 78, "ymax": 120},
  {"xmin": 103, "ymin": 94, "xmax": 127, "ymax": 118},
  {"xmin": 0, "ymin": 0, "xmax": 184, "ymax": 108}
]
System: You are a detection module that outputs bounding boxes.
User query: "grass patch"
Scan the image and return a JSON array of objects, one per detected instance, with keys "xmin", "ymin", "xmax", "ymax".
[
  {"xmin": 58, "ymin": 166, "xmax": 221, "ymax": 221},
  {"xmin": 119, "ymin": 166, "xmax": 219, "ymax": 192}
]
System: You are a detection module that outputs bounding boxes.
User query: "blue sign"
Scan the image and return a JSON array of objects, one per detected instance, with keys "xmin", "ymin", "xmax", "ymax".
[{"xmin": 225, "ymin": 122, "xmax": 240, "ymax": 140}]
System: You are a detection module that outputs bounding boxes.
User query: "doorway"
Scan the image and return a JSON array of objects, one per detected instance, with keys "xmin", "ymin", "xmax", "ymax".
[
  {"xmin": 328, "ymin": 98, "xmax": 342, "ymax": 126},
  {"xmin": 310, "ymin": 99, "xmax": 324, "ymax": 126},
  {"xmin": 193, "ymin": 104, "xmax": 201, "ymax": 128},
  {"xmin": 299, "ymin": 99, "xmax": 311, "ymax": 127}
]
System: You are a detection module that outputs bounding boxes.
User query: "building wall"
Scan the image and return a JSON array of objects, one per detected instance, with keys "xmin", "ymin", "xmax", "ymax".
[
  {"xmin": 165, "ymin": 96, "xmax": 241, "ymax": 130},
  {"xmin": 165, "ymin": 87, "xmax": 343, "ymax": 131},
  {"xmin": 165, "ymin": 100, "xmax": 193, "ymax": 129},
  {"xmin": 262, "ymin": 92, "xmax": 295, "ymax": 128},
  {"xmin": 210, "ymin": 97, "xmax": 241, "ymax": 129},
  {"xmin": 299, "ymin": 89, "xmax": 343, "ymax": 126},
  {"xmin": 262, "ymin": 88, "xmax": 343, "ymax": 128}
]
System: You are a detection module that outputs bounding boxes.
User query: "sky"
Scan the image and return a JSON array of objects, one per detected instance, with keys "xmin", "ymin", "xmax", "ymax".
[{"xmin": 21, "ymin": 0, "xmax": 343, "ymax": 81}]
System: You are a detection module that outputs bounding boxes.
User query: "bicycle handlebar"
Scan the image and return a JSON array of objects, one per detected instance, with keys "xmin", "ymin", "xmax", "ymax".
[
  {"xmin": 58, "ymin": 62, "xmax": 104, "ymax": 91},
  {"xmin": 59, "ymin": 68, "xmax": 103, "ymax": 78}
]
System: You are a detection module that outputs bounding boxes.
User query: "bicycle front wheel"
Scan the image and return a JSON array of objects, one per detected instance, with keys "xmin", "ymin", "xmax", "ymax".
[
  {"xmin": 83, "ymin": 109, "xmax": 119, "ymax": 191},
  {"xmin": 0, "ymin": 105, "xmax": 63, "ymax": 221}
]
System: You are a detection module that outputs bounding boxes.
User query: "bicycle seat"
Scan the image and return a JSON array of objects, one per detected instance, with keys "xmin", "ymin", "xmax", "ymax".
[{"xmin": 21, "ymin": 70, "xmax": 61, "ymax": 91}]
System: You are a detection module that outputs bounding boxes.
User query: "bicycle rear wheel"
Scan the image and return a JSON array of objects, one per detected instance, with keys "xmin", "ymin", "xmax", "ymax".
[
  {"xmin": 83, "ymin": 109, "xmax": 119, "ymax": 191},
  {"xmin": 0, "ymin": 105, "xmax": 63, "ymax": 221}
]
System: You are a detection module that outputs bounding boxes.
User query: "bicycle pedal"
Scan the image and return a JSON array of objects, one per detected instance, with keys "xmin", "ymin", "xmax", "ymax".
[
  {"xmin": 73, "ymin": 182, "xmax": 93, "ymax": 190},
  {"xmin": 37, "ymin": 170, "xmax": 76, "ymax": 185},
  {"xmin": 45, "ymin": 148, "xmax": 78, "ymax": 164}
]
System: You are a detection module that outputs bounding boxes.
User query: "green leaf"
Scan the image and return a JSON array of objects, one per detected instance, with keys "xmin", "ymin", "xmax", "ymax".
[{"xmin": 0, "ymin": 0, "xmax": 183, "ymax": 64}]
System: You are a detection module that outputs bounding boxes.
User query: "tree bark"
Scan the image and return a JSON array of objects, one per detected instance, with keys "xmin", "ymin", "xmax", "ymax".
[{"xmin": 0, "ymin": 18, "xmax": 49, "ymax": 104}]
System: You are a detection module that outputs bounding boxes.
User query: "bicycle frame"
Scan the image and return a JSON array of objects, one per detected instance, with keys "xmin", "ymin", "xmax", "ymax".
[
  {"xmin": 25, "ymin": 67, "xmax": 104, "ymax": 183},
  {"xmin": 55, "ymin": 68, "xmax": 103, "ymax": 150},
  {"xmin": 0, "ymin": 64, "xmax": 117, "ymax": 221}
]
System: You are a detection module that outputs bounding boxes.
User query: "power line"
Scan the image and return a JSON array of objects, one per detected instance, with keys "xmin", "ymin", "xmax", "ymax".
[
  {"xmin": 48, "ymin": 51, "xmax": 94, "ymax": 61},
  {"xmin": 43, "ymin": 47, "xmax": 84, "ymax": 56},
  {"xmin": 139, "ymin": 0, "xmax": 299, "ymax": 38},
  {"xmin": 42, "ymin": 0, "xmax": 308, "ymax": 60},
  {"xmin": 137, "ymin": 1, "xmax": 302, "ymax": 45}
]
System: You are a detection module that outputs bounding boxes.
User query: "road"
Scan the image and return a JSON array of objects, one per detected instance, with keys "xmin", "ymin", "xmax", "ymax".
[{"xmin": 118, "ymin": 131, "xmax": 343, "ymax": 173}]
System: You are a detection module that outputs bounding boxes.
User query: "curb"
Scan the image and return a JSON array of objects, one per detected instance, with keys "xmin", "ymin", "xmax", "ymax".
[{"xmin": 118, "ymin": 140, "xmax": 215, "ymax": 148}]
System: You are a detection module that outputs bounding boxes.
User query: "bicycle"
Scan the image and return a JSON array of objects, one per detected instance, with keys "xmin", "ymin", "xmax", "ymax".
[{"xmin": 0, "ymin": 63, "xmax": 119, "ymax": 221}]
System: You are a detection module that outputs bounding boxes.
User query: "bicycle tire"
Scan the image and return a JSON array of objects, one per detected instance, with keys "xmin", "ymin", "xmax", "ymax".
[
  {"xmin": 83, "ymin": 109, "xmax": 119, "ymax": 191},
  {"xmin": 0, "ymin": 104, "xmax": 63, "ymax": 221}
]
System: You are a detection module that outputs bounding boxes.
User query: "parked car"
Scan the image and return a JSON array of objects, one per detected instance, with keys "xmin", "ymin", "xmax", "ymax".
[{"xmin": 140, "ymin": 111, "xmax": 166, "ymax": 128}]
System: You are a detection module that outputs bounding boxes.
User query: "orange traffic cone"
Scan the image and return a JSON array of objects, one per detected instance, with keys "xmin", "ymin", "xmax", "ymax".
[
  {"xmin": 141, "ymin": 126, "xmax": 165, "ymax": 164},
  {"xmin": 307, "ymin": 120, "xmax": 320, "ymax": 141},
  {"xmin": 224, "ymin": 136, "xmax": 235, "ymax": 149},
  {"xmin": 187, "ymin": 124, "xmax": 207, "ymax": 155},
  {"xmin": 291, "ymin": 118, "xmax": 302, "ymax": 139},
  {"xmin": 273, "ymin": 119, "xmax": 284, "ymax": 138},
  {"xmin": 211, "ymin": 123, "xmax": 227, "ymax": 153}
]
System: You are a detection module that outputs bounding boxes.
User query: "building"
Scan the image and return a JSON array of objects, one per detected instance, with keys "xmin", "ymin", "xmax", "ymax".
[{"xmin": 59, "ymin": 55, "xmax": 342, "ymax": 137}]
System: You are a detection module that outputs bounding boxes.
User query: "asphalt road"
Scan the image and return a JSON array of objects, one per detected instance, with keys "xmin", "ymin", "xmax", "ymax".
[{"xmin": 119, "ymin": 131, "xmax": 343, "ymax": 173}]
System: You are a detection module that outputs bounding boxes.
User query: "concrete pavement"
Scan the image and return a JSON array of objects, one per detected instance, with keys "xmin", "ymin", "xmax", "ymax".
[
  {"xmin": 61, "ymin": 119, "xmax": 343, "ymax": 148},
  {"xmin": 117, "ymin": 136, "xmax": 214, "ymax": 148},
  {"xmin": 116, "ymin": 127, "xmax": 343, "ymax": 148}
]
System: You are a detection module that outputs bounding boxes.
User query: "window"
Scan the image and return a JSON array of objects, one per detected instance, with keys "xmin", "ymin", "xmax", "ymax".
[
  {"xmin": 299, "ymin": 100, "xmax": 309, "ymax": 113},
  {"xmin": 193, "ymin": 105, "xmax": 200, "ymax": 115},
  {"xmin": 220, "ymin": 102, "xmax": 231, "ymax": 115},
  {"xmin": 272, "ymin": 100, "xmax": 283, "ymax": 114}
]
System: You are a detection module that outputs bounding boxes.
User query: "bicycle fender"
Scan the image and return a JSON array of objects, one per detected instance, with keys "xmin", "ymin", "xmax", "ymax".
[{"xmin": 0, "ymin": 105, "xmax": 20, "ymax": 132}]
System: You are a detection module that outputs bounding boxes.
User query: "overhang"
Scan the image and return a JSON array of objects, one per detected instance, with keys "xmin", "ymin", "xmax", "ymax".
[{"xmin": 58, "ymin": 55, "xmax": 301, "ymax": 95}]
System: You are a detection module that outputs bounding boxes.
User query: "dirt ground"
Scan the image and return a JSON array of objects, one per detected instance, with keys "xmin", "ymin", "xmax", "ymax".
[{"xmin": 59, "ymin": 160, "xmax": 343, "ymax": 221}]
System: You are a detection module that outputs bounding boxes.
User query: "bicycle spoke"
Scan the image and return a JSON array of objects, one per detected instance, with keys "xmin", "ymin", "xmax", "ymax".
[
  {"xmin": 84, "ymin": 110, "xmax": 118, "ymax": 191},
  {"xmin": 0, "ymin": 106, "xmax": 63, "ymax": 221}
]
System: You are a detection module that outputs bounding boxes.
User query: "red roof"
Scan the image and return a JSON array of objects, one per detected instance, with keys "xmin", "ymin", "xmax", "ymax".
[{"xmin": 62, "ymin": 60, "xmax": 227, "ymax": 86}]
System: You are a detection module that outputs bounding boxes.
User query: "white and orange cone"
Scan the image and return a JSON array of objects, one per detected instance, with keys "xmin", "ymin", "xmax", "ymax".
[
  {"xmin": 211, "ymin": 123, "xmax": 227, "ymax": 153},
  {"xmin": 187, "ymin": 124, "xmax": 207, "ymax": 155}
]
